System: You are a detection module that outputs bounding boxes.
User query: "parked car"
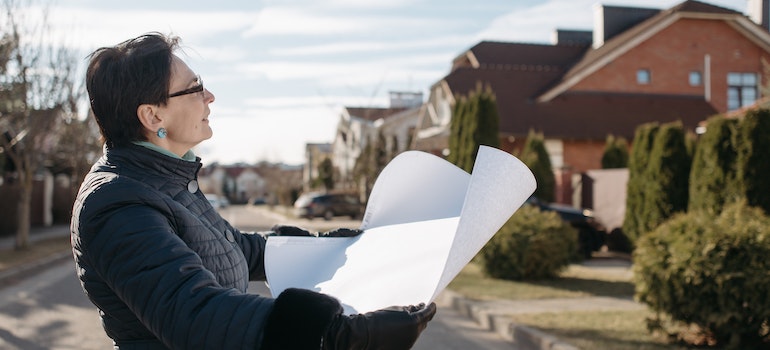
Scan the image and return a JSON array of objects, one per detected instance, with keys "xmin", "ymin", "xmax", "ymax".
[
  {"xmin": 525, "ymin": 196, "xmax": 606, "ymax": 258},
  {"xmin": 249, "ymin": 197, "xmax": 267, "ymax": 206},
  {"xmin": 294, "ymin": 192, "xmax": 362, "ymax": 220},
  {"xmin": 205, "ymin": 193, "xmax": 229, "ymax": 209}
]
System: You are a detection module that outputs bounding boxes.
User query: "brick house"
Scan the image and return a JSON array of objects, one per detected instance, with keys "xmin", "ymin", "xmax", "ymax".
[{"xmin": 412, "ymin": 0, "xmax": 770, "ymax": 204}]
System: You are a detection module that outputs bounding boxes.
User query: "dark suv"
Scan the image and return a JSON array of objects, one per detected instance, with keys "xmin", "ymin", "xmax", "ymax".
[
  {"xmin": 293, "ymin": 192, "xmax": 362, "ymax": 220},
  {"xmin": 525, "ymin": 196, "xmax": 606, "ymax": 259}
]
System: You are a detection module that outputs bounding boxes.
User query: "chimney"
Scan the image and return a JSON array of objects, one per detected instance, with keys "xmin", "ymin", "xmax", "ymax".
[
  {"xmin": 593, "ymin": 4, "xmax": 660, "ymax": 49},
  {"xmin": 552, "ymin": 29, "xmax": 593, "ymax": 46},
  {"xmin": 748, "ymin": 0, "xmax": 770, "ymax": 31}
]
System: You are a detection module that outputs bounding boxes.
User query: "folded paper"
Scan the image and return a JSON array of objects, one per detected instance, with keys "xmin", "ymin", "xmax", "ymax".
[{"xmin": 265, "ymin": 146, "xmax": 536, "ymax": 314}]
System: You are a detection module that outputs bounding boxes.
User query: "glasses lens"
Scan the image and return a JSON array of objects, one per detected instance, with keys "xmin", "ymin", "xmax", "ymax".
[{"xmin": 169, "ymin": 75, "xmax": 204, "ymax": 98}]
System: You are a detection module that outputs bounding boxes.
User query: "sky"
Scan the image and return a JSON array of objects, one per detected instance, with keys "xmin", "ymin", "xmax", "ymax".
[{"xmin": 45, "ymin": 0, "xmax": 749, "ymax": 166}]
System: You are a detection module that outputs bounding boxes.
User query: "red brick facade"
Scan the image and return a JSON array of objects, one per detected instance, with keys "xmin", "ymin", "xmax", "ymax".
[{"xmin": 573, "ymin": 19, "xmax": 770, "ymax": 113}]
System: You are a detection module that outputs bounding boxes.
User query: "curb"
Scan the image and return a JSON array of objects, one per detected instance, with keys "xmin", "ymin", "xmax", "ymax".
[
  {"xmin": 436, "ymin": 290, "xmax": 579, "ymax": 350},
  {"xmin": 0, "ymin": 250, "xmax": 72, "ymax": 287}
]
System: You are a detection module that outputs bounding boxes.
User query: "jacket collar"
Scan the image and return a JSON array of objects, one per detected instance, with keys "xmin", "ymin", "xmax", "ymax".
[{"xmin": 103, "ymin": 143, "xmax": 202, "ymax": 181}]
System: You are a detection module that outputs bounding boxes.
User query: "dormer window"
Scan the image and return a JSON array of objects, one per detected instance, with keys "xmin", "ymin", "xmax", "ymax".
[{"xmin": 637, "ymin": 69, "xmax": 651, "ymax": 84}]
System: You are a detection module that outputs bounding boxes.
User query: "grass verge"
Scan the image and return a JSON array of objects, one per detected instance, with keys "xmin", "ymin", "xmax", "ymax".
[
  {"xmin": 448, "ymin": 261, "xmax": 635, "ymax": 300},
  {"xmin": 447, "ymin": 260, "xmax": 691, "ymax": 349}
]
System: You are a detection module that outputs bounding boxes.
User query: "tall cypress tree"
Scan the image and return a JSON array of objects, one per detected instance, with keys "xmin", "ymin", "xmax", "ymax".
[
  {"xmin": 623, "ymin": 122, "xmax": 659, "ymax": 243},
  {"xmin": 736, "ymin": 108, "xmax": 770, "ymax": 214},
  {"xmin": 459, "ymin": 91, "xmax": 479, "ymax": 172},
  {"xmin": 688, "ymin": 116, "xmax": 739, "ymax": 214},
  {"xmin": 447, "ymin": 83, "xmax": 500, "ymax": 173},
  {"xmin": 447, "ymin": 95, "xmax": 467, "ymax": 166},
  {"xmin": 644, "ymin": 122, "xmax": 690, "ymax": 232},
  {"xmin": 601, "ymin": 134, "xmax": 629, "ymax": 169},
  {"xmin": 521, "ymin": 130, "xmax": 555, "ymax": 202},
  {"xmin": 474, "ymin": 84, "xmax": 500, "ymax": 149}
]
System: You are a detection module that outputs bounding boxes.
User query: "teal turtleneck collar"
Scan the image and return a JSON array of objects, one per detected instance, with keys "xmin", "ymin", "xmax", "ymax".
[{"xmin": 132, "ymin": 141, "xmax": 197, "ymax": 162}]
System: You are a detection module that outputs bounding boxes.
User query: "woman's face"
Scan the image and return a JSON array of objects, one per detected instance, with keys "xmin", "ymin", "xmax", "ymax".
[{"xmin": 156, "ymin": 55, "xmax": 215, "ymax": 156}]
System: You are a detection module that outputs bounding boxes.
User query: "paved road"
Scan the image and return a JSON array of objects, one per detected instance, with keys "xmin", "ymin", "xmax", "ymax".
[{"xmin": 0, "ymin": 205, "xmax": 514, "ymax": 349}]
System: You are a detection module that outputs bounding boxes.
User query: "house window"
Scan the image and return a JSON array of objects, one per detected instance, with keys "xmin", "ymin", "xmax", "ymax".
[
  {"xmin": 637, "ymin": 69, "xmax": 651, "ymax": 84},
  {"xmin": 727, "ymin": 72, "xmax": 758, "ymax": 110},
  {"xmin": 689, "ymin": 71, "xmax": 702, "ymax": 86}
]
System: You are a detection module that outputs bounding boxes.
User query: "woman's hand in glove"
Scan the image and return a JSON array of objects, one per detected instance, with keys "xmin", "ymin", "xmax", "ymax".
[
  {"xmin": 271, "ymin": 225, "xmax": 363, "ymax": 237},
  {"xmin": 323, "ymin": 302, "xmax": 437, "ymax": 350}
]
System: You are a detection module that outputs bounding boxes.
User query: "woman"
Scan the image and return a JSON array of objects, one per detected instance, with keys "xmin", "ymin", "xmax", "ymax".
[{"xmin": 71, "ymin": 32, "xmax": 435, "ymax": 350}]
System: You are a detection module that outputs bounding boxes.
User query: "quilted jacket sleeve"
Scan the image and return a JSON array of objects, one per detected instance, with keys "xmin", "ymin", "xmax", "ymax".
[
  {"xmin": 225, "ymin": 220, "xmax": 268, "ymax": 281},
  {"xmin": 79, "ymin": 202, "xmax": 274, "ymax": 349}
]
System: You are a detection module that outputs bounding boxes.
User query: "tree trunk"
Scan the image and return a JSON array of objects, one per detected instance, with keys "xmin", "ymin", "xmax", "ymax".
[{"xmin": 15, "ymin": 162, "xmax": 33, "ymax": 250}]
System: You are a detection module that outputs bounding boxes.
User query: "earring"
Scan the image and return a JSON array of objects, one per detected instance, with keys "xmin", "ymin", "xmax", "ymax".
[{"xmin": 157, "ymin": 128, "xmax": 167, "ymax": 138}]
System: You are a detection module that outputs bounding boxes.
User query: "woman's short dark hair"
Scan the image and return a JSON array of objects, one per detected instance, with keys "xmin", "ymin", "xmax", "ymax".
[{"xmin": 86, "ymin": 32, "xmax": 180, "ymax": 148}]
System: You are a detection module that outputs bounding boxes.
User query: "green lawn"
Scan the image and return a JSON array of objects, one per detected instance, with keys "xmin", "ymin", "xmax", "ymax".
[{"xmin": 447, "ymin": 261, "xmax": 696, "ymax": 350}]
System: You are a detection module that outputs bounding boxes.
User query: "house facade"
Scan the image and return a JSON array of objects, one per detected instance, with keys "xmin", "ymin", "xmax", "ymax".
[
  {"xmin": 412, "ymin": 0, "xmax": 770, "ymax": 204},
  {"xmin": 331, "ymin": 91, "xmax": 422, "ymax": 189},
  {"xmin": 303, "ymin": 142, "xmax": 332, "ymax": 192}
]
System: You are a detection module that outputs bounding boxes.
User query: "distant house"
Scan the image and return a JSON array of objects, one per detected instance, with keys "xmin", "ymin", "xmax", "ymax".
[
  {"xmin": 332, "ymin": 91, "xmax": 422, "ymax": 188},
  {"xmin": 199, "ymin": 162, "xmax": 302, "ymax": 205},
  {"xmin": 412, "ymin": 0, "xmax": 770, "ymax": 204},
  {"xmin": 199, "ymin": 165, "xmax": 266, "ymax": 203},
  {"xmin": 302, "ymin": 142, "xmax": 332, "ymax": 192}
]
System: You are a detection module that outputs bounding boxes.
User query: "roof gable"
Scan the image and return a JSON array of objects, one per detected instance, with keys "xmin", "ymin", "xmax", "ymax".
[{"xmin": 537, "ymin": 0, "xmax": 763, "ymax": 102}]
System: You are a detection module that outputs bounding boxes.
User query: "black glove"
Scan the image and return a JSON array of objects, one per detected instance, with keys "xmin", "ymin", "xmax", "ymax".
[
  {"xmin": 323, "ymin": 302, "xmax": 437, "ymax": 350},
  {"xmin": 271, "ymin": 224, "xmax": 363, "ymax": 238}
]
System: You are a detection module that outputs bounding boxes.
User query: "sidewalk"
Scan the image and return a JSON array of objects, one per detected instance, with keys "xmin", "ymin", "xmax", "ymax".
[
  {"xmin": 0, "ymin": 224, "xmax": 73, "ymax": 286},
  {"xmin": 0, "ymin": 215, "xmax": 644, "ymax": 350}
]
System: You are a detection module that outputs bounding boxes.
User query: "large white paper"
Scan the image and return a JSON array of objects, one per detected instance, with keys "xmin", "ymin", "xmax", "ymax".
[{"xmin": 265, "ymin": 146, "xmax": 536, "ymax": 314}]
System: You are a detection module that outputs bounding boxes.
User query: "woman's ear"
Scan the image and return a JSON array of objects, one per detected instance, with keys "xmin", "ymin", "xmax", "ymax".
[{"xmin": 136, "ymin": 104, "xmax": 161, "ymax": 132}]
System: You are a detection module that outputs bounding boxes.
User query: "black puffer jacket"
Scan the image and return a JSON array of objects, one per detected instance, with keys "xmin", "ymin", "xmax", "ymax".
[{"xmin": 71, "ymin": 144, "xmax": 326, "ymax": 349}]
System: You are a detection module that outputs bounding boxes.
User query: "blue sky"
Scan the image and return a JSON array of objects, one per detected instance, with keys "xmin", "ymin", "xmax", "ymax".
[{"xmin": 48, "ymin": 0, "xmax": 748, "ymax": 166}]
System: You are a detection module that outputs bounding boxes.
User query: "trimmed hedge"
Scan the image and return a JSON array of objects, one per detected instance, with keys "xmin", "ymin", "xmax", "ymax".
[
  {"xmin": 634, "ymin": 201, "xmax": 770, "ymax": 348},
  {"xmin": 480, "ymin": 205, "xmax": 578, "ymax": 280}
]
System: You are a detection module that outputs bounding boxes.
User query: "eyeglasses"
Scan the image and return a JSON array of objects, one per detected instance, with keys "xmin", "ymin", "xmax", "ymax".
[{"xmin": 168, "ymin": 75, "xmax": 204, "ymax": 98}]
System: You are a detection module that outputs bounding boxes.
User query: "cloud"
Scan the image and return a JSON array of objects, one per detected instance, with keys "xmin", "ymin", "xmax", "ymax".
[
  {"xmin": 476, "ymin": 0, "xmax": 747, "ymax": 44},
  {"xmin": 201, "ymin": 104, "xmax": 341, "ymax": 165},
  {"xmin": 242, "ymin": 5, "xmax": 455, "ymax": 37},
  {"xmin": 47, "ymin": 7, "xmax": 258, "ymax": 50},
  {"xmin": 269, "ymin": 34, "xmax": 474, "ymax": 56}
]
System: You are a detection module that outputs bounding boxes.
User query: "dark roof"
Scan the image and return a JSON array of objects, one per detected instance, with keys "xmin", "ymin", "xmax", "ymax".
[
  {"xmin": 456, "ymin": 41, "xmax": 588, "ymax": 71},
  {"xmin": 444, "ymin": 67, "xmax": 717, "ymax": 140},
  {"xmin": 671, "ymin": 0, "xmax": 743, "ymax": 15},
  {"xmin": 345, "ymin": 107, "xmax": 408, "ymax": 122}
]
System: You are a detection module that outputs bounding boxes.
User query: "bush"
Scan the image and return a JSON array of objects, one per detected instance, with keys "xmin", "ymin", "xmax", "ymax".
[
  {"xmin": 633, "ymin": 201, "xmax": 770, "ymax": 348},
  {"xmin": 601, "ymin": 134, "xmax": 629, "ymax": 169},
  {"xmin": 480, "ymin": 205, "xmax": 578, "ymax": 280}
]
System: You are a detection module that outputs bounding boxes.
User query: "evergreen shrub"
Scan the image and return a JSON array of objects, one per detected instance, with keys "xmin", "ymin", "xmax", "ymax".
[
  {"xmin": 634, "ymin": 201, "xmax": 770, "ymax": 348},
  {"xmin": 481, "ymin": 205, "xmax": 578, "ymax": 280}
]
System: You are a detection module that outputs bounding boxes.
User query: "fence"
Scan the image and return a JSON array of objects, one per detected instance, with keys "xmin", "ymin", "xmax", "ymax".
[{"xmin": 0, "ymin": 172, "xmax": 75, "ymax": 236}]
